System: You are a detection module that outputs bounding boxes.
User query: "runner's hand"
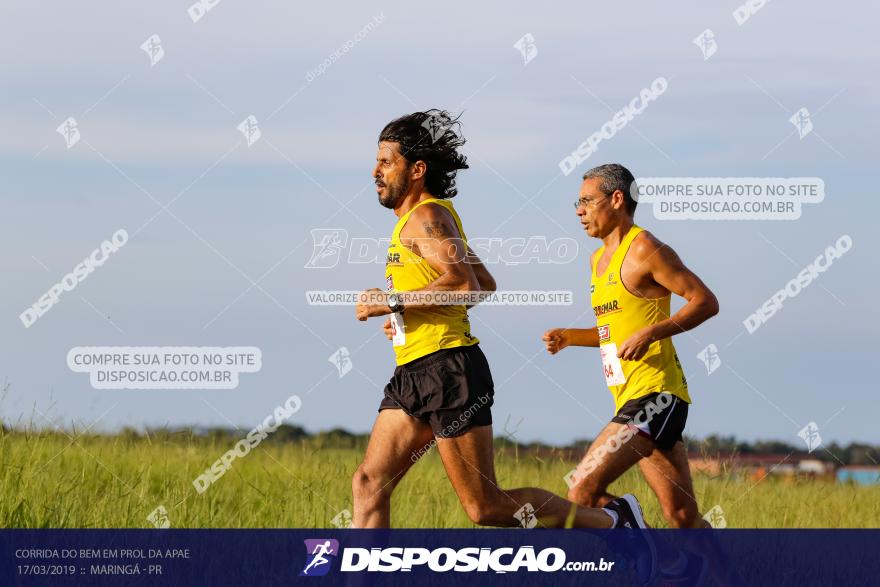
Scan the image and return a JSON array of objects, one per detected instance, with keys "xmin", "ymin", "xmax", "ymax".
[
  {"xmin": 542, "ymin": 328, "xmax": 570, "ymax": 354},
  {"xmin": 355, "ymin": 288, "xmax": 389, "ymax": 321},
  {"xmin": 617, "ymin": 327, "xmax": 655, "ymax": 361},
  {"xmin": 383, "ymin": 318, "xmax": 393, "ymax": 340}
]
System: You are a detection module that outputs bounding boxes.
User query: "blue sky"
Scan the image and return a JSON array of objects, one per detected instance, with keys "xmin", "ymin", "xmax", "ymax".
[{"xmin": 2, "ymin": 1, "xmax": 878, "ymax": 446}]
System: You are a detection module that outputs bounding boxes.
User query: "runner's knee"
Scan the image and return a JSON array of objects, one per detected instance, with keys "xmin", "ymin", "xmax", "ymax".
[
  {"xmin": 352, "ymin": 464, "xmax": 392, "ymax": 504},
  {"xmin": 462, "ymin": 501, "xmax": 504, "ymax": 526},
  {"xmin": 662, "ymin": 502, "xmax": 699, "ymax": 528},
  {"xmin": 567, "ymin": 479, "xmax": 605, "ymax": 507},
  {"xmin": 458, "ymin": 490, "xmax": 510, "ymax": 526}
]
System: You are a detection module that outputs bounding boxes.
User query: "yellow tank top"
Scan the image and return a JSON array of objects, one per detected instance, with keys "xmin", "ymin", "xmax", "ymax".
[
  {"xmin": 590, "ymin": 225, "xmax": 689, "ymax": 412},
  {"xmin": 386, "ymin": 198, "xmax": 478, "ymax": 366}
]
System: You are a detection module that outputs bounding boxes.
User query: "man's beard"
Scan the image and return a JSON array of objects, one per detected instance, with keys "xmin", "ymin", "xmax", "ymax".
[{"xmin": 378, "ymin": 175, "xmax": 411, "ymax": 209}]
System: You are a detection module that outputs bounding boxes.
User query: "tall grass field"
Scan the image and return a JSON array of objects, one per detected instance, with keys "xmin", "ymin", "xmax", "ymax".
[{"xmin": 2, "ymin": 429, "xmax": 878, "ymax": 528}]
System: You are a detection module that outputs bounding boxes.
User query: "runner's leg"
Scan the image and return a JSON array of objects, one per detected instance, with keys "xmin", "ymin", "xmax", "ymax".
[
  {"xmin": 567, "ymin": 421, "xmax": 655, "ymax": 507},
  {"xmin": 637, "ymin": 441, "xmax": 702, "ymax": 528},
  {"xmin": 435, "ymin": 425, "xmax": 613, "ymax": 528},
  {"xmin": 352, "ymin": 409, "xmax": 434, "ymax": 528},
  {"xmin": 639, "ymin": 441, "xmax": 736, "ymax": 584}
]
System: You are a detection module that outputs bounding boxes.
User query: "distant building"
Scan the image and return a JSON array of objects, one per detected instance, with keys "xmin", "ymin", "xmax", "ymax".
[
  {"xmin": 837, "ymin": 466, "xmax": 880, "ymax": 486},
  {"xmin": 688, "ymin": 453, "xmax": 835, "ymax": 480}
]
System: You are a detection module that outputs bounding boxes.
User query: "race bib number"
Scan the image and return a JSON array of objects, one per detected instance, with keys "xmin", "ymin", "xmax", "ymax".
[
  {"xmin": 390, "ymin": 312, "xmax": 406, "ymax": 347},
  {"xmin": 600, "ymin": 343, "xmax": 626, "ymax": 386}
]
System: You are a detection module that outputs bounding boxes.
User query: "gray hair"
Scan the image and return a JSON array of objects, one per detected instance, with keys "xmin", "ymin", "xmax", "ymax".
[{"xmin": 582, "ymin": 163, "xmax": 637, "ymax": 216}]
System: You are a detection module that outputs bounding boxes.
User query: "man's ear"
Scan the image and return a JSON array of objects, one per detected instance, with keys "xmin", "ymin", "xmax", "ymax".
[
  {"xmin": 611, "ymin": 189, "xmax": 625, "ymax": 211},
  {"xmin": 410, "ymin": 160, "xmax": 427, "ymax": 181}
]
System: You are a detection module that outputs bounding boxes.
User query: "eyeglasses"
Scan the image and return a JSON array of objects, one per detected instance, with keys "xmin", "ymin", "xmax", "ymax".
[{"xmin": 574, "ymin": 196, "xmax": 605, "ymax": 210}]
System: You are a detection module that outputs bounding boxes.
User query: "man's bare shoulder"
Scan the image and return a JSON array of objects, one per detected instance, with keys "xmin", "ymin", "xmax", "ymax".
[
  {"xmin": 628, "ymin": 229, "xmax": 670, "ymax": 262},
  {"xmin": 403, "ymin": 201, "xmax": 460, "ymax": 239}
]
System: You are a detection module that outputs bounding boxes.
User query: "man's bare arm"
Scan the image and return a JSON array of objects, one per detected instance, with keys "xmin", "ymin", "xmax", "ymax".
[
  {"xmin": 402, "ymin": 204, "xmax": 481, "ymax": 309},
  {"xmin": 543, "ymin": 327, "xmax": 599, "ymax": 354},
  {"xmin": 644, "ymin": 238, "xmax": 719, "ymax": 337},
  {"xmin": 355, "ymin": 203, "xmax": 481, "ymax": 320},
  {"xmin": 617, "ymin": 236, "xmax": 719, "ymax": 360},
  {"xmin": 466, "ymin": 245, "xmax": 496, "ymax": 294},
  {"xmin": 543, "ymin": 250, "xmax": 598, "ymax": 354}
]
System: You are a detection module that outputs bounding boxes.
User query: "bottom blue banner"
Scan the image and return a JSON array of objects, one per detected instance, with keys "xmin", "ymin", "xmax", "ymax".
[{"xmin": 2, "ymin": 529, "xmax": 877, "ymax": 586}]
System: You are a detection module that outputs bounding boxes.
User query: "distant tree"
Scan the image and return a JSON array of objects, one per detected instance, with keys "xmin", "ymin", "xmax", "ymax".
[
  {"xmin": 271, "ymin": 424, "xmax": 309, "ymax": 443},
  {"xmin": 848, "ymin": 444, "xmax": 879, "ymax": 466}
]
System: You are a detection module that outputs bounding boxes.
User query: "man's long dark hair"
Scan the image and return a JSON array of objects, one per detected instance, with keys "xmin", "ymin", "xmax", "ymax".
[{"xmin": 378, "ymin": 109, "xmax": 469, "ymax": 199}]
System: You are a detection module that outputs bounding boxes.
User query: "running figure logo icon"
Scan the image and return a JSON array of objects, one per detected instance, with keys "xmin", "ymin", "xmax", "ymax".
[
  {"xmin": 237, "ymin": 115, "xmax": 262, "ymax": 147},
  {"xmin": 513, "ymin": 33, "xmax": 538, "ymax": 65},
  {"xmin": 789, "ymin": 107, "xmax": 813, "ymax": 139},
  {"xmin": 305, "ymin": 229, "xmax": 348, "ymax": 268},
  {"xmin": 693, "ymin": 29, "xmax": 717, "ymax": 61},
  {"xmin": 421, "ymin": 113, "xmax": 449, "ymax": 143},
  {"xmin": 328, "ymin": 347, "xmax": 352, "ymax": 378},
  {"xmin": 697, "ymin": 344, "xmax": 721, "ymax": 375},
  {"xmin": 300, "ymin": 539, "xmax": 339, "ymax": 577},
  {"xmin": 56, "ymin": 117, "xmax": 80, "ymax": 149},
  {"xmin": 703, "ymin": 504, "xmax": 727, "ymax": 528},
  {"xmin": 513, "ymin": 503, "xmax": 538, "ymax": 528},
  {"xmin": 798, "ymin": 422, "xmax": 822, "ymax": 453},
  {"xmin": 140, "ymin": 34, "xmax": 165, "ymax": 66}
]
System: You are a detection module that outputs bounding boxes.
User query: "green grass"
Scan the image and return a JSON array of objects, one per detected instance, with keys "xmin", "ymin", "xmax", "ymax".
[{"xmin": 2, "ymin": 429, "xmax": 878, "ymax": 528}]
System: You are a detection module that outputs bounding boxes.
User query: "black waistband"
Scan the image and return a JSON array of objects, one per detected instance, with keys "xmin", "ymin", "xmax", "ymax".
[{"xmin": 399, "ymin": 344, "xmax": 480, "ymax": 370}]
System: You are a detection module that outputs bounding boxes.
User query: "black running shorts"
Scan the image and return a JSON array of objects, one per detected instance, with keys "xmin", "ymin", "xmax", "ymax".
[
  {"xmin": 379, "ymin": 344, "xmax": 494, "ymax": 438},
  {"xmin": 611, "ymin": 392, "xmax": 689, "ymax": 450}
]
